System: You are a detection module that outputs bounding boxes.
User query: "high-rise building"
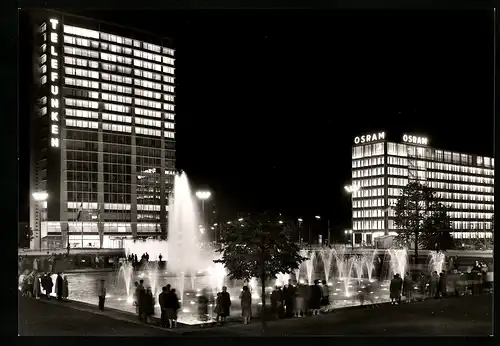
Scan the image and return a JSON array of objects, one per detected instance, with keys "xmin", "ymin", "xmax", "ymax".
[
  {"xmin": 28, "ymin": 10, "xmax": 176, "ymax": 249},
  {"xmin": 350, "ymin": 131, "xmax": 494, "ymax": 246}
]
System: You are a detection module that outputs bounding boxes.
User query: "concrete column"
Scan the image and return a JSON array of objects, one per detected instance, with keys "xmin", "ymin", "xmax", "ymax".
[
  {"xmin": 97, "ymin": 128, "xmax": 105, "ymax": 240},
  {"xmin": 131, "ymin": 133, "xmax": 137, "ymax": 237},
  {"xmin": 159, "ymin": 137, "xmax": 166, "ymax": 235}
]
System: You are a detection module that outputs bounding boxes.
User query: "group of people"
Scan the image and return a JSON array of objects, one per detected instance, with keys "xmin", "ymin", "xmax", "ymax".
[
  {"xmin": 129, "ymin": 279, "xmax": 181, "ymax": 328},
  {"xmin": 389, "ymin": 265, "xmax": 492, "ymax": 305},
  {"xmin": 269, "ymin": 279, "xmax": 331, "ymax": 319},
  {"xmin": 19, "ymin": 270, "xmax": 69, "ymax": 301}
]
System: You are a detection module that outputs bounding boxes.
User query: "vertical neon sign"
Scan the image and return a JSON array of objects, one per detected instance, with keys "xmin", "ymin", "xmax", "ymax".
[{"xmin": 49, "ymin": 18, "xmax": 60, "ymax": 148}]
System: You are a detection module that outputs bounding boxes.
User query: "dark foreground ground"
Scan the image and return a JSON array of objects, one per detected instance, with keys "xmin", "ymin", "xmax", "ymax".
[{"xmin": 19, "ymin": 294, "xmax": 492, "ymax": 336}]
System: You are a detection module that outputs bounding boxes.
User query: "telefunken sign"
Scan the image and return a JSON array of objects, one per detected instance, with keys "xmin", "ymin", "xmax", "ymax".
[
  {"xmin": 402, "ymin": 134, "xmax": 429, "ymax": 146},
  {"xmin": 354, "ymin": 132, "xmax": 385, "ymax": 145},
  {"xmin": 49, "ymin": 18, "xmax": 60, "ymax": 148}
]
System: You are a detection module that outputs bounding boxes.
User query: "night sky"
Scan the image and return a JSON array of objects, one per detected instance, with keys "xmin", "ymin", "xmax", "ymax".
[{"xmin": 19, "ymin": 10, "xmax": 494, "ymax": 234}]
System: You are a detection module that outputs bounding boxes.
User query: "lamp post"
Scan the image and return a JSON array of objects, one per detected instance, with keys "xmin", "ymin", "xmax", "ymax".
[
  {"xmin": 32, "ymin": 192, "xmax": 48, "ymax": 250},
  {"xmin": 195, "ymin": 190, "xmax": 211, "ymax": 244}
]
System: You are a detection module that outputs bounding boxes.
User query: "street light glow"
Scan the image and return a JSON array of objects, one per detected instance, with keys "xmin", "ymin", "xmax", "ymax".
[
  {"xmin": 279, "ymin": 220, "xmax": 283, "ymax": 224},
  {"xmin": 227, "ymin": 221, "xmax": 232, "ymax": 224},
  {"xmin": 315, "ymin": 215, "xmax": 321, "ymax": 220},
  {"xmin": 238, "ymin": 218, "xmax": 244, "ymax": 222},
  {"xmin": 344, "ymin": 185, "xmax": 360, "ymax": 193},
  {"xmin": 195, "ymin": 190, "xmax": 211, "ymax": 200},
  {"xmin": 32, "ymin": 192, "xmax": 48, "ymax": 201},
  {"xmin": 298, "ymin": 218, "xmax": 303, "ymax": 222}
]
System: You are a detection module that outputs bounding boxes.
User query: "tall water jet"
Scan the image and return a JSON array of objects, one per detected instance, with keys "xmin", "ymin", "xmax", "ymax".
[
  {"xmin": 303, "ymin": 250, "xmax": 316, "ymax": 284},
  {"xmin": 332, "ymin": 246, "xmax": 347, "ymax": 280},
  {"xmin": 428, "ymin": 251, "xmax": 446, "ymax": 274},
  {"xmin": 167, "ymin": 172, "xmax": 206, "ymax": 275},
  {"xmin": 363, "ymin": 249, "xmax": 378, "ymax": 281},
  {"xmin": 387, "ymin": 248, "xmax": 408, "ymax": 278},
  {"xmin": 319, "ymin": 248, "xmax": 334, "ymax": 283},
  {"xmin": 118, "ymin": 262, "xmax": 134, "ymax": 298}
]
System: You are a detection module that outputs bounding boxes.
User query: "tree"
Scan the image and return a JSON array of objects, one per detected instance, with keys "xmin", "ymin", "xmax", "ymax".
[
  {"xmin": 214, "ymin": 212, "xmax": 307, "ymax": 333},
  {"xmin": 18, "ymin": 225, "xmax": 33, "ymax": 248},
  {"xmin": 393, "ymin": 182, "xmax": 452, "ymax": 262},
  {"xmin": 419, "ymin": 202, "xmax": 454, "ymax": 251}
]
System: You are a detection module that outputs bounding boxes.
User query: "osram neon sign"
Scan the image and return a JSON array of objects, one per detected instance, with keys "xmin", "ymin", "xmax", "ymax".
[
  {"xmin": 354, "ymin": 131, "xmax": 385, "ymax": 145},
  {"xmin": 402, "ymin": 134, "xmax": 428, "ymax": 146},
  {"xmin": 49, "ymin": 18, "xmax": 60, "ymax": 148}
]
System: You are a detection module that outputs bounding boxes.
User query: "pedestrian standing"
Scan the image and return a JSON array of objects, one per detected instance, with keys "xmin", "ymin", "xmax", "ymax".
[
  {"xmin": 239, "ymin": 285, "xmax": 252, "ymax": 325},
  {"xmin": 97, "ymin": 279, "xmax": 106, "ymax": 311},
  {"xmin": 62, "ymin": 276, "xmax": 69, "ymax": 301}
]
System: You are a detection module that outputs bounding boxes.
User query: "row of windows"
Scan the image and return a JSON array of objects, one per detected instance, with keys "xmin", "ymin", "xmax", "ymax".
[
  {"xmin": 65, "ymin": 77, "xmax": 99, "ymax": 89},
  {"xmin": 351, "ymin": 178, "xmax": 385, "ymax": 188},
  {"xmin": 446, "ymin": 211, "xmax": 494, "ymax": 220},
  {"xmin": 101, "ymin": 42, "xmax": 133, "ymax": 55},
  {"xmin": 66, "ymin": 119, "xmax": 99, "ymax": 129},
  {"xmin": 65, "ymin": 88, "xmax": 99, "ymax": 99},
  {"xmin": 134, "ymin": 78, "xmax": 162, "ymax": 90},
  {"xmin": 352, "ymin": 188, "xmax": 385, "ymax": 199},
  {"xmin": 429, "ymin": 172, "xmax": 494, "ymax": 185},
  {"xmin": 102, "ymin": 73, "xmax": 133, "ymax": 84},
  {"xmin": 103, "ymin": 103, "xmax": 130, "ymax": 113},
  {"xmin": 165, "ymin": 113, "xmax": 175, "ymax": 120},
  {"xmin": 135, "ymin": 88, "xmax": 162, "ymax": 99},
  {"xmin": 436, "ymin": 193, "xmax": 494, "ymax": 203},
  {"xmin": 102, "ymin": 123, "xmax": 132, "ymax": 133},
  {"xmin": 66, "ymin": 98, "xmax": 99, "ymax": 109},
  {"xmin": 352, "ymin": 199, "xmax": 386, "ymax": 208},
  {"xmin": 65, "ymin": 67, "xmax": 99, "ymax": 79},
  {"xmin": 133, "ymin": 69, "xmax": 175, "ymax": 84},
  {"xmin": 64, "ymin": 56, "xmax": 99, "ymax": 69},
  {"xmin": 352, "ymin": 157, "xmax": 385, "ymax": 168},
  {"xmin": 66, "ymin": 109, "xmax": 99, "ymax": 119},
  {"xmin": 353, "ymin": 209, "xmax": 385, "ymax": 218},
  {"xmin": 136, "ymin": 126, "xmax": 162, "ymax": 137},
  {"xmin": 64, "ymin": 35, "xmax": 100, "ymax": 49},
  {"xmin": 387, "ymin": 167, "xmax": 408, "ymax": 177},
  {"xmin": 452, "ymin": 232, "xmax": 493, "ymax": 239},
  {"xmin": 102, "ymin": 113, "xmax": 132, "ymax": 123},
  {"xmin": 102, "ymin": 63, "xmax": 132, "ymax": 75},
  {"xmin": 64, "ymin": 25, "xmax": 100, "ymax": 39},
  {"xmin": 102, "ymin": 82, "xmax": 132, "ymax": 94},
  {"xmin": 135, "ymin": 117, "xmax": 162, "ymax": 128},
  {"xmin": 428, "ymin": 181, "xmax": 494, "ymax": 194},
  {"xmin": 451, "ymin": 221, "xmax": 493, "ymax": 230},
  {"xmin": 135, "ymin": 98, "xmax": 162, "ymax": 109},
  {"xmin": 134, "ymin": 49, "xmax": 175, "ymax": 65},
  {"xmin": 352, "ymin": 143, "xmax": 384, "ymax": 159},
  {"xmin": 64, "ymin": 46, "xmax": 100, "ymax": 59},
  {"xmin": 101, "ymin": 52, "xmax": 133, "ymax": 65},
  {"xmin": 353, "ymin": 220, "xmax": 385, "ymax": 231},
  {"xmin": 102, "ymin": 93, "xmax": 133, "ymax": 104},
  {"xmin": 135, "ymin": 107, "xmax": 162, "ymax": 118},
  {"xmin": 352, "ymin": 167, "xmax": 384, "ymax": 178}
]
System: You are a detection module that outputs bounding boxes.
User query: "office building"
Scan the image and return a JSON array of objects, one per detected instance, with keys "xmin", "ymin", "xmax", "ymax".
[
  {"xmin": 351, "ymin": 131, "xmax": 494, "ymax": 245},
  {"xmin": 28, "ymin": 10, "xmax": 176, "ymax": 249}
]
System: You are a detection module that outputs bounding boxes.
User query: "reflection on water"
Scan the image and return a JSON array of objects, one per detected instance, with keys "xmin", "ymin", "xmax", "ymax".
[{"xmin": 63, "ymin": 271, "xmax": 392, "ymax": 325}]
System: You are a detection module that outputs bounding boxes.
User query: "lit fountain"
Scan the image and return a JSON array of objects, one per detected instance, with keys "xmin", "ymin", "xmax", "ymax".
[
  {"xmin": 301, "ymin": 250, "xmax": 316, "ymax": 284},
  {"xmin": 332, "ymin": 246, "xmax": 347, "ymax": 280},
  {"xmin": 118, "ymin": 262, "xmax": 134, "ymax": 301},
  {"xmin": 387, "ymin": 248, "xmax": 408, "ymax": 277},
  {"xmin": 319, "ymin": 248, "xmax": 334, "ymax": 284},
  {"xmin": 428, "ymin": 251, "xmax": 446, "ymax": 274},
  {"xmin": 363, "ymin": 250, "xmax": 378, "ymax": 282}
]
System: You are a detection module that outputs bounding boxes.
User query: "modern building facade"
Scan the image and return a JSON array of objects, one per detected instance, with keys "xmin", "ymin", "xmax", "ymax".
[
  {"xmin": 28, "ymin": 10, "xmax": 176, "ymax": 249},
  {"xmin": 350, "ymin": 131, "xmax": 494, "ymax": 246}
]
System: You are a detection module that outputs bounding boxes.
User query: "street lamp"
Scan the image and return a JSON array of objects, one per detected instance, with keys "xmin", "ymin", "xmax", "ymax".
[
  {"xmin": 32, "ymin": 192, "xmax": 48, "ymax": 250},
  {"xmin": 196, "ymin": 190, "xmax": 211, "ymax": 241}
]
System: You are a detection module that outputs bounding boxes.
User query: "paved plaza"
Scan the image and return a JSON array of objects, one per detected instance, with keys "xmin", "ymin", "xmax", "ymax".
[{"xmin": 19, "ymin": 293, "xmax": 492, "ymax": 336}]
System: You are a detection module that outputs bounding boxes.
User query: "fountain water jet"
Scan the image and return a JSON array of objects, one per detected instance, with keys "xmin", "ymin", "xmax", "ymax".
[
  {"xmin": 387, "ymin": 248, "xmax": 408, "ymax": 278},
  {"xmin": 118, "ymin": 262, "xmax": 134, "ymax": 298},
  {"xmin": 428, "ymin": 251, "xmax": 446, "ymax": 274},
  {"xmin": 319, "ymin": 248, "xmax": 334, "ymax": 284},
  {"xmin": 303, "ymin": 250, "xmax": 316, "ymax": 284},
  {"xmin": 332, "ymin": 246, "xmax": 347, "ymax": 280}
]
